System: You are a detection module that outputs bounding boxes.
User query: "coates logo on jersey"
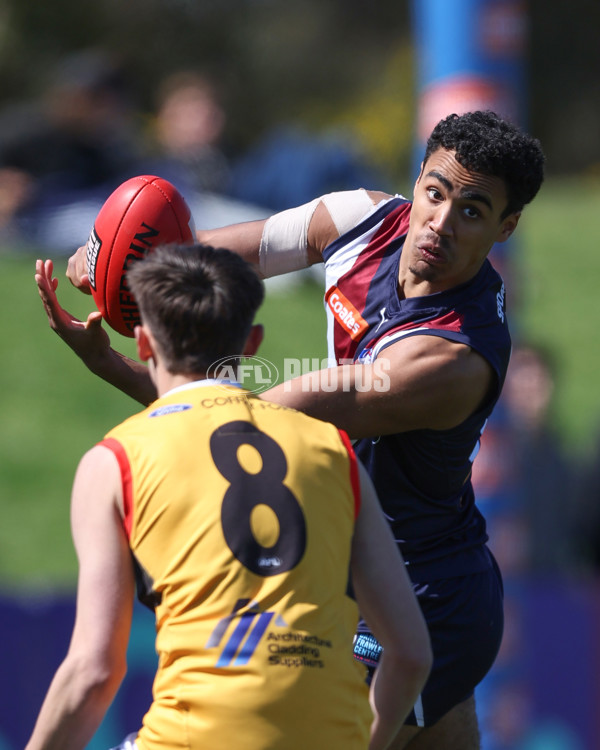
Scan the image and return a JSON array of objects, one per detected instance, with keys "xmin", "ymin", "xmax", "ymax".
[{"xmin": 325, "ymin": 286, "xmax": 368, "ymax": 341}]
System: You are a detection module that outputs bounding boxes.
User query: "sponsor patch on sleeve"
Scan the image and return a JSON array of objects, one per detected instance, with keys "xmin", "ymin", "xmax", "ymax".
[{"xmin": 149, "ymin": 403, "xmax": 192, "ymax": 417}]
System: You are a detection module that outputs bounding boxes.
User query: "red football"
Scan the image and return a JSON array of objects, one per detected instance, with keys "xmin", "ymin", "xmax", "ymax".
[{"xmin": 86, "ymin": 175, "xmax": 196, "ymax": 337}]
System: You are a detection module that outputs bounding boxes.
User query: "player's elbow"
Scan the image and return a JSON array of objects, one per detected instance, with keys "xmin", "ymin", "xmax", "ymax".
[
  {"xmin": 90, "ymin": 651, "xmax": 127, "ymax": 696},
  {"xmin": 68, "ymin": 649, "xmax": 128, "ymax": 705}
]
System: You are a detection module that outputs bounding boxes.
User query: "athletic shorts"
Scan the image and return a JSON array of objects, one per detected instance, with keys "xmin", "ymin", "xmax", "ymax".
[
  {"xmin": 109, "ymin": 734, "xmax": 138, "ymax": 750},
  {"xmin": 353, "ymin": 555, "xmax": 504, "ymax": 727}
]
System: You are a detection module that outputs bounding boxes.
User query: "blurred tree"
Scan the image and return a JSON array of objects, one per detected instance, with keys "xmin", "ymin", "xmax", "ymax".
[
  {"xmin": 0, "ymin": 0, "xmax": 414, "ymax": 184},
  {"xmin": 529, "ymin": 0, "xmax": 600, "ymax": 174},
  {"xmin": 0, "ymin": 0, "xmax": 596, "ymax": 178}
]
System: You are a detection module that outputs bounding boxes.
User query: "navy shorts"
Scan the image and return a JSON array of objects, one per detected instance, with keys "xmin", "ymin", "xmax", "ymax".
[{"xmin": 354, "ymin": 555, "xmax": 504, "ymax": 727}]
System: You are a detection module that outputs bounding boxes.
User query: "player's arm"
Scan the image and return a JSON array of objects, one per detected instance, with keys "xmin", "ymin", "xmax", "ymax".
[
  {"xmin": 262, "ymin": 334, "xmax": 495, "ymax": 438},
  {"xmin": 26, "ymin": 445, "xmax": 135, "ymax": 750},
  {"xmin": 198, "ymin": 190, "xmax": 390, "ymax": 276},
  {"xmin": 35, "ymin": 259, "xmax": 157, "ymax": 405},
  {"xmin": 196, "ymin": 218, "xmax": 268, "ymax": 268},
  {"xmin": 352, "ymin": 461, "xmax": 432, "ymax": 750},
  {"xmin": 65, "ymin": 189, "xmax": 390, "ymax": 289},
  {"xmin": 41, "ymin": 190, "xmax": 389, "ymax": 405}
]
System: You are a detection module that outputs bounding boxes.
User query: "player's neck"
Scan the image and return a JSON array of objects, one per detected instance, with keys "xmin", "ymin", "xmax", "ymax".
[{"xmin": 154, "ymin": 367, "xmax": 207, "ymax": 398}]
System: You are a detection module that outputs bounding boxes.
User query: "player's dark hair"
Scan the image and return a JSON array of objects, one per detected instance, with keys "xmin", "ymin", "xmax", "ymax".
[
  {"xmin": 423, "ymin": 110, "xmax": 545, "ymax": 218},
  {"xmin": 127, "ymin": 243, "xmax": 264, "ymax": 375}
]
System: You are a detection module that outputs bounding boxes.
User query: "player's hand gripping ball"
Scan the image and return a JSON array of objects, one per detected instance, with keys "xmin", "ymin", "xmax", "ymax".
[{"xmin": 86, "ymin": 175, "xmax": 196, "ymax": 337}]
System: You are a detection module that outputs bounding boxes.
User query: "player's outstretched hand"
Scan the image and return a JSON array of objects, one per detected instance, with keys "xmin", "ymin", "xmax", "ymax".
[
  {"xmin": 66, "ymin": 244, "xmax": 92, "ymax": 293},
  {"xmin": 35, "ymin": 258, "xmax": 110, "ymax": 361}
]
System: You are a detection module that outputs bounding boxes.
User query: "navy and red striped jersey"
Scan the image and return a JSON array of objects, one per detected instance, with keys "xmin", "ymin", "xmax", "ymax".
[{"xmin": 322, "ymin": 196, "xmax": 511, "ymax": 581}]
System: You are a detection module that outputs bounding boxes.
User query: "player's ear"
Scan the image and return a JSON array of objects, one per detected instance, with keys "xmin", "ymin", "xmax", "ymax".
[
  {"xmin": 242, "ymin": 324, "xmax": 264, "ymax": 357},
  {"xmin": 496, "ymin": 211, "xmax": 521, "ymax": 244},
  {"xmin": 135, "ymin": 324, "xmax": 155, "ymax": 363}
]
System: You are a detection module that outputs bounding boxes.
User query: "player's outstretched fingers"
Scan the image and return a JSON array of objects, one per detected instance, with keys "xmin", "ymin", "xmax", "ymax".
[
  {"xmin": 34, "ymin": 258, "xmax": 57, "ymax": 292},
  {"xmin": 35, "ymin": 259, "xmax": 63, "ymax": 326}
]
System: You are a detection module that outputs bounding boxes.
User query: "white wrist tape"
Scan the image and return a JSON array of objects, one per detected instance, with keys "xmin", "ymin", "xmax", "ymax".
[{"xmin": 259, "ymin": 189, "xmax": 377, "ymax": 277}]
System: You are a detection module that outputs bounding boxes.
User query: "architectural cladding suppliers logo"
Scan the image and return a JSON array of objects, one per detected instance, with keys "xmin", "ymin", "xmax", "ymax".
[
  {"xmin": 206, "ymin": 598, "xmax": 331, "ymax": 669},
  {"xmin": 207, "ymin": 356, "xmax": 280, "ymax": 393},
  {"xmin": 206, "ymin": 599, "xmax": 279, "ymax": 668}
]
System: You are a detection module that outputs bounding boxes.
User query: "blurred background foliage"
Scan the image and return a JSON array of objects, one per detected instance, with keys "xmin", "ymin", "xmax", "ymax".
[
  {"xmin": 0, "ymin": 0, "xmax": 414, "ymax": 179},
  {"xmin": 0, "ymin": 0, "xmax": 596, "ymax": 184},
  {"xmin": 1, "ymin": 0, "xmax": 599, "ymax": 584},
  {"xmin": 1, "ymin": 8, "xmax": 599, "ymax": 747}
]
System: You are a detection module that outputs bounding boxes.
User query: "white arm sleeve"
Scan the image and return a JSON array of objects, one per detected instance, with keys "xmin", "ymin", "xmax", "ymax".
[
  {"xmin": 321, "ymin": 188, "xmax": 377, "ymax": 235},
  {"xmin": 258, "ymin": 198, "xmax": 320, "ymax": 277},
  {"xmin": 258, "ymin": 189, "xmax": 378, "ymax": 277}
]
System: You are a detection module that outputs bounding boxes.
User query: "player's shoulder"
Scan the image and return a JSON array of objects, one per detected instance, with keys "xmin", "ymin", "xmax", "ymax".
[
  {"xmin": 365, "ymin": 189, "xmax": 395, "ymax": 204},
  {"xmin": 74, "ymin": 440, "xmax": 123, "ymax": 490},
  {"xmin": 318, "ymin": 188, "xmax": 396, "ymax": 238}
]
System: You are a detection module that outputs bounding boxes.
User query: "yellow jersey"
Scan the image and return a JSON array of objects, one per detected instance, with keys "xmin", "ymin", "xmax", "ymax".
[{"xmin": 101, "ymin": 381, "xmax": 371, "ymax": 750}]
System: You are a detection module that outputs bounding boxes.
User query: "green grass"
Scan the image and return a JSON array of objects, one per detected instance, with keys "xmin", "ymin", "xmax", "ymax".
[
  {"xmin": 1, "ymin": 175, "xmax": 599, "ymax": 589},
  {"xmin": 0, "ymin": 257, "xmax": 326, "ymax": 590},
  {"xmin": 518, "ymin": 176, "xmax": 600, "ymax": 454}
]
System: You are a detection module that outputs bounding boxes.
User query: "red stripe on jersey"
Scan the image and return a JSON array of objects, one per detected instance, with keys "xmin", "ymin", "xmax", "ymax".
[
  {"xmin": 338, "ymin": 429, "xmax": 361, "ymax": 519},
  {"xmin": 367, "ymin": 201, "xmax": 412, "ymax": 258},
  {"xmin": 393, "ymin": 309, "xmax": 464, "ymax": 336},
  {"xmin": 426, "ymin": 310, "xmax": 463, "ymax": 331},
  {"xmin": 362, "ymin": 309, "xmax": 465, "ymax": 356},
  {"xmin": 334, "ymin": 203, "xmax": 412, "ymax": 360},
  {"xmin": 395, "ymin": 309, "xmax": 464, "ymax": 334},
  {"xmin": 99, "ymin": 437, "xmax": 134, "ymax": 539}
]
